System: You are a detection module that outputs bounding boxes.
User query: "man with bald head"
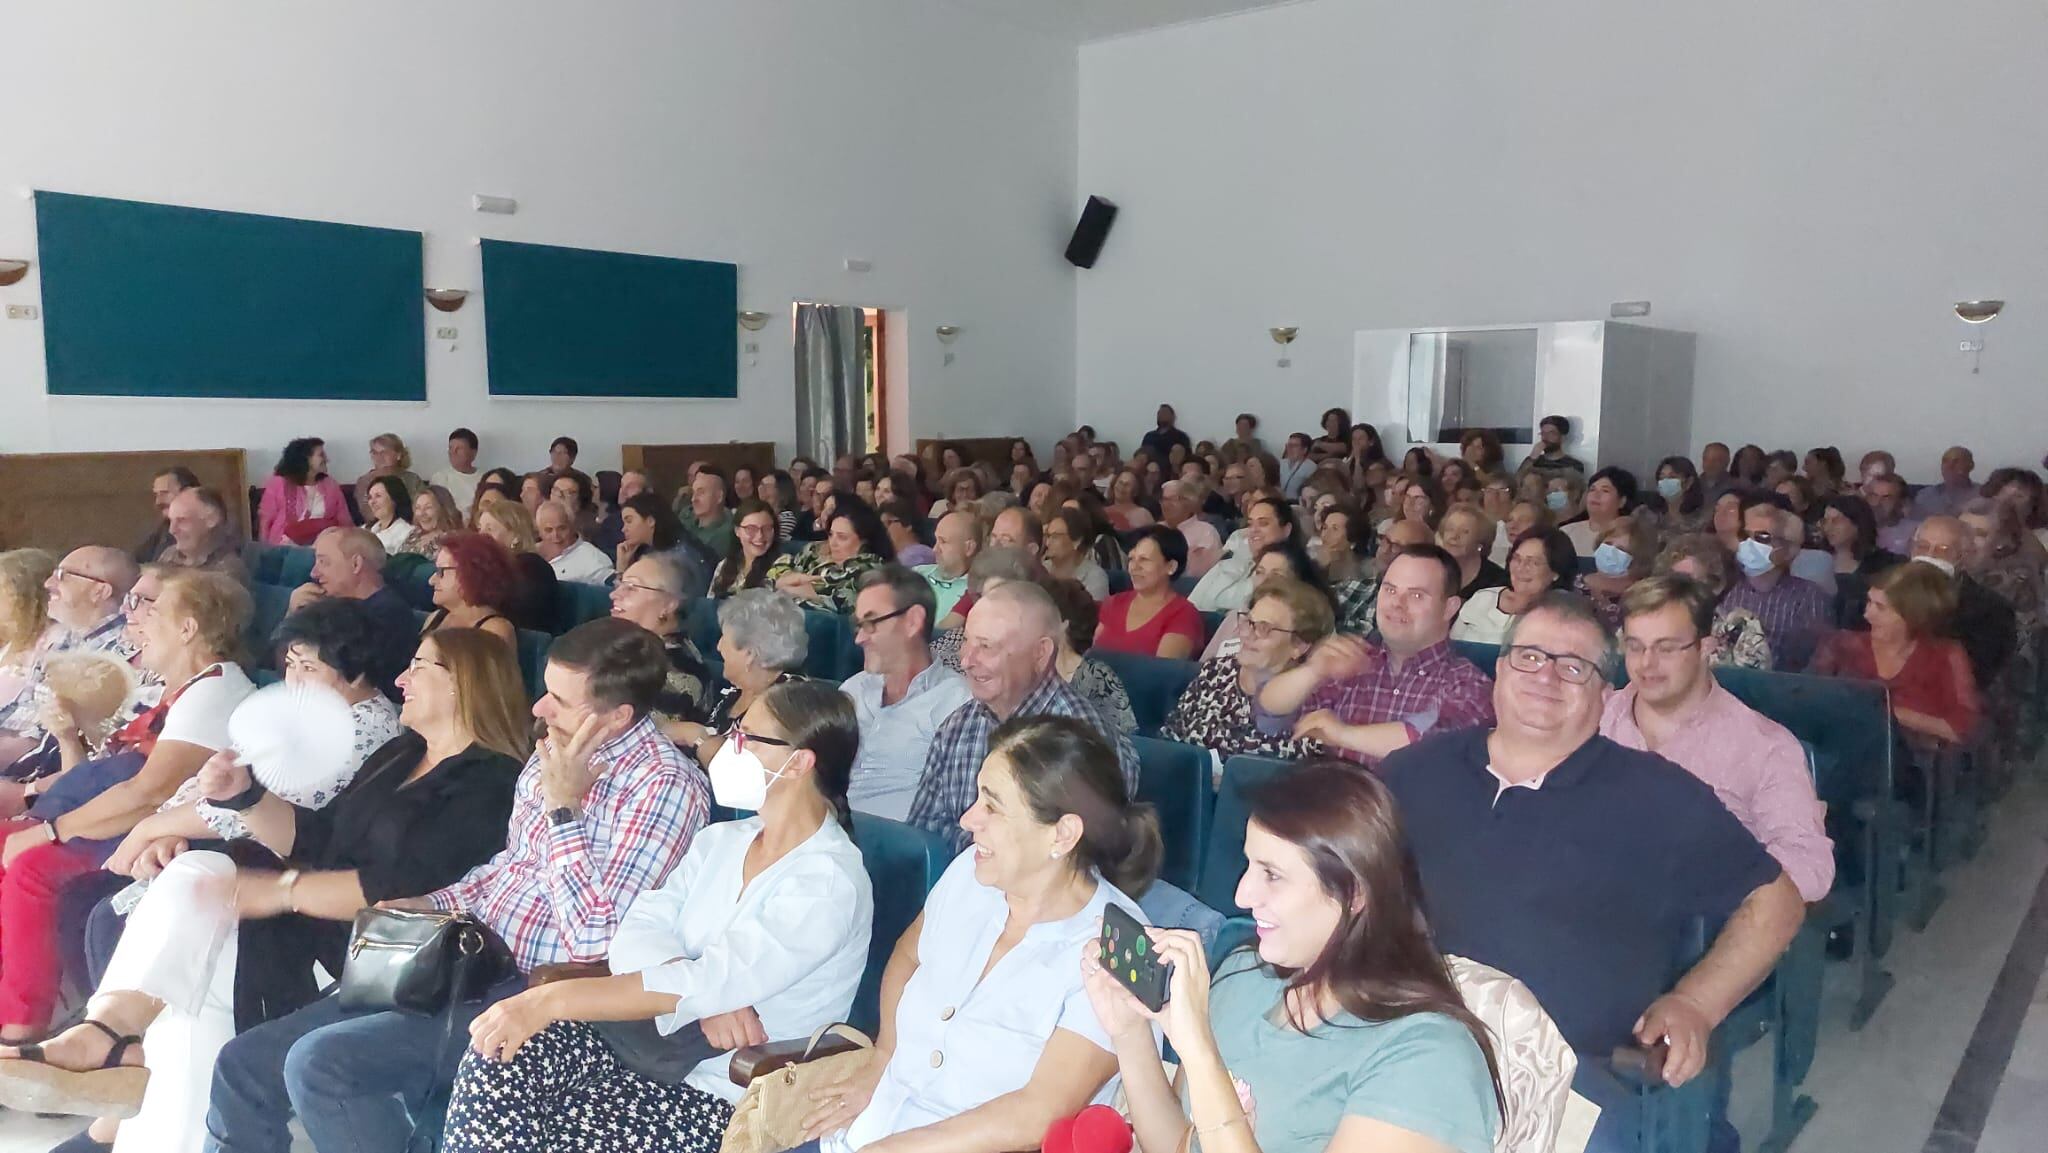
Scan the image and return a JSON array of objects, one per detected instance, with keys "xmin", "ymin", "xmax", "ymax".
[
  {"xmin": 616, "ymin": 471, "xmax": 650, "ymax": 505},
  {"xmin": 158, "ymin": 486, "xmax": 248, "ymax": 585},
  {"xmin": 1913, "ymin": 445, "xmax": 1979, "ymax": 519},
  {"xmin": 916, "ymin": 509, "xmax": 984, "ymax": 621},
  {"xmin": 1913, "ymin": 514, "xmax": 2015, "ymax": 689},
  {"xmin": 535, "ymin": 499, "xmax": 616, "ymax": 585},
  {"xmin": 0, "ymin": 547, "xmax": 140, "ymax": 785},
  {"xmin": 986, "ymin": 506, "xmax": 1043, "ymax": 563},
  {"xmin": 905, "ymin": 581, "xmax": 1139, "ymax": 850},
  {"xmin": 288, "ymin": 528, "xmax": 417, "ymax": 697}
]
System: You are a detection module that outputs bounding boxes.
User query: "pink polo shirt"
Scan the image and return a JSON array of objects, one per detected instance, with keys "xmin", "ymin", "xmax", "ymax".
[{"xmin": 1599, "ymin": 682, "xmax": 1835, "ymax": 902}]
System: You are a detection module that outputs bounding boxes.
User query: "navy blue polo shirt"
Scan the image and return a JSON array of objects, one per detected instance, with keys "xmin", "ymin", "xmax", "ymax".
[
  {"xmin": 1381, "ymin": 727, "xmax": 1781, "ymax": 1059},
  {"xmin": 358, "ymin": 584, "xmax": 423, "ymax": 700}
]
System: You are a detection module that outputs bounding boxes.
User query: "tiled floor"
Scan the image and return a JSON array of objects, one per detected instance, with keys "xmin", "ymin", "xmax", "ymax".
[{"xmin": 5, "ymin": 769, "xmax": 2047, "ymax": 1153}]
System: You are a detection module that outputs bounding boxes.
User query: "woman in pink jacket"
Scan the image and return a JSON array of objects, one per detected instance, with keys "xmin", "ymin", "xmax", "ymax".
[{"xmin": 258, "ymin": 437, "xmax": 355, "ymax": 545}]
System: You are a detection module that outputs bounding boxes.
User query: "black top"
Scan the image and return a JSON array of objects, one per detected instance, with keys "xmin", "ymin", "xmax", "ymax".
[
  {"xmin": 1457, "ymin": 558, "xmax": 1509, "ymax": 602},
  {"xmin": 656, "ymin": 637, "xmax": 712, "ymax": 726},
  {"xmin": 358, "ymin": 585, "xmax": 423, "ymax": 700},
  {"xmin": 288, "ymin": 730, "xmax": 523, "ymax": 980},
  {"xmin": 1952, "ymin": 575, "xmax": 2017, "ymax": 688},
  {"xmin": 1379, "ymin": 727, "xmax": 1780, "ymax": 1057},
  {"xmin": 507, "ymin": 550, "xmax": 560, "ymax": 633},
  {"xmin": 1833, "ymin": 549, "xmax": 1904, "ymax": 632},
  {"xmin": 1140, "ymin": 427, "xmax": 1192, "ymax": 462}
]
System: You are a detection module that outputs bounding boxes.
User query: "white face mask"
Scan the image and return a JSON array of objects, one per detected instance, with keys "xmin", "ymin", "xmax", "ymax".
[
  {"xmin": 1735, "ymin": 537, "xmax": 1777, "ymax": 578},
  {"xmin": 1656, "ymin": 477, "xmax": 1684, "ymax": 501},
  {"xmin": 1912, "ymin": 555, "xmax": 1957, "ymax": 579},
  {"xmin": 707, "ymin": 740, "xmax": 785, "ymax": 812},
  {"xmin": 1593, "ymin": 544, "xmax": 1634, "ymax": 576}
]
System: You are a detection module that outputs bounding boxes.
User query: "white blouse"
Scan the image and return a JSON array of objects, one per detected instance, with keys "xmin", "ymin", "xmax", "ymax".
[
  {"xmin": 608, "ymin": 816, "xmax": 873, "ymax": 1102},
  {"xmin": 1451, "ymin": 587, "xmax": 1516, "ymax": 645},
  {"xmin": 826, "ymin": 853, "xmax": 1151, "ymax": 1153},
  {"xmin": 372, "ymin": 519, "xmax": 414, "ymax": 554}
]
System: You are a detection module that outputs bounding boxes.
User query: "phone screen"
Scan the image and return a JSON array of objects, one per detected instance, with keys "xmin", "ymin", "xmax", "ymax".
[{"xmin": 1099, "ymin": 904, "xmax": 1172, "ymax": 1012}]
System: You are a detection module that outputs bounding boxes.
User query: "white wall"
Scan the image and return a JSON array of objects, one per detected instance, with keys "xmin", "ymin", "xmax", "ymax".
[
  {"xmin": 0, "ymin": 0, "xmax": 1079, "ymax": 482},
  {"xmin": 1077, "ymin": 0, "xmax": 2048, "ymax": 480}
]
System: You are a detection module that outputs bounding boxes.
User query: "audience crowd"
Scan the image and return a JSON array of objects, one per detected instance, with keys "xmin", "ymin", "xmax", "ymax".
[{"xmin": 0, "ymin": 411, "xmax": 2039, "ymax": 1153}]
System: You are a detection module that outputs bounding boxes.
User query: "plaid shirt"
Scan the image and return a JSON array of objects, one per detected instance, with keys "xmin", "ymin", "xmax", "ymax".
[
  {"xmin": 1301, "ymin": 639, "xmax": 1496, "ymax": 766},
  {"xmin": 1331, "ymin": 577, "xmax": 1380, "ymax": 639},
  {"xmin": 1720, "ymin": 573, "xmax": 1832, "ymax": 671},
  {"xmin": 427, "ymin": 714, "xmax": 707, "ymax": 973},
  {"xmin": 907, "ymin": 673, "xmax": 1141, "ymax": 852}
]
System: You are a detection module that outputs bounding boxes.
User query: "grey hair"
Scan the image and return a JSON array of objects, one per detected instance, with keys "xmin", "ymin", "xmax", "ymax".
[
  {"xmin": 856, "ymin": 564, "xmax": 939, "ymax": 642},
  {"xmin": 968, "ymin": 546, "xmax": 1042, "ymax": 593},
  {"xmin": 977, "ymin": 579, "xmax": 1062, "ymax": 643},
  {"xmin": 716, "ymin": 588, "xmax": 810, "ymax": 672},
  {"xmin": 1499, "ymin": 590, "xmax": 1620, "ymax": 681},
  {"xmin": 633, "ymin": 551, "xmax": 692, "ymax": 600},
  {"xmin": 975, "ymin": 491, "xmax": 1019, "ymax": 520}
]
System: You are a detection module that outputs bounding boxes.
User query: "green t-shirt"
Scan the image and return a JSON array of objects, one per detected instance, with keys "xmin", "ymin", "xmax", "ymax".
[{"xmin": 1199, "ymin": 952, "xmax": 1499, "ymax": 1153}]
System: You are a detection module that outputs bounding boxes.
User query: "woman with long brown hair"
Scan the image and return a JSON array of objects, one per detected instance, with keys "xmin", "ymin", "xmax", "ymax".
[{"xmin": 1083, "ymin": 759, "xmax": 1502, "ymax": 1153}]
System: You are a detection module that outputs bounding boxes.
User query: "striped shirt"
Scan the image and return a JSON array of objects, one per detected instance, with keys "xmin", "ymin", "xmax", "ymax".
[
  {"xmin": 427, "ymin": 714, "xmax": 707, "ymax": 973},
  {"xmin": 1719, "ymin": 574, "xmax": 1832, "ymax": 672}
]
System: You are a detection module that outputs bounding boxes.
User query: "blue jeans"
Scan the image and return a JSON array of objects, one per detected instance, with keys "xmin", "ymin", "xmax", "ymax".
[{"xmin": 204, "ymin": 980, "xmax": 520, "ymax": 1153}]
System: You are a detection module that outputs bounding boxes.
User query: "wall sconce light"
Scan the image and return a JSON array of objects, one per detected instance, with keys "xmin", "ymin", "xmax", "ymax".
[
  {"xmin": 1954, "ymin": 301, "xmax": 2005, "ymax": 374},
  {"xmin": 1269, "ymin": 326, "xmax": 1298, "ymax": 368},
  {"xmin": 737, "ymin": 311, "xmax": 770, "ymax": 332},
  {"xmin": 424, "ymin": 288, "xmax": 469, "ymax": 313},
  {"xmin": 936, "ymin": 325, "xmax": 962, "ymax": 366},
  {"xmin": 0, "ymin": 260, "xmax": 29, "ymax": 287}
]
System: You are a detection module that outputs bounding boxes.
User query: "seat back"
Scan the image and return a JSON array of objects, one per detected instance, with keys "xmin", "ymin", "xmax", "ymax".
[
  {"xmin": 801, "ymin": 609, "xmax": 861, "ymax": 682},
  {"xmin": 1132, "ymin": 736, "xmax": 1212, "ymax": 893},
  {"xmin": 1106, "ymin": 568, "xmax": 1133, "ymax": 596},
  {"xmin": 1446, "ymin": 956, "xmax": 1585, "ymax": 1153},
  {"xmin": 686, "ymin": 598, "xmax": 723, "ymax": 655},
  {"xmin": 847, "ymin": 814, "xmax": 954, "ymax": 1034},
  {"xmin": 1090, "ymin": 650, "xmax": 1197, "ymax": 736},
  {"xmin": 248, "ymin": 544, "xmax": 286, "ymax": 585},
  {"xmin": 1712, "ymin": 668, "xmax": 1893, "ymax": 857},
  {"xmin": 275, "ymin": 545, "xmax": 317, "ymax": 589},
  {"xmin": 1196, "ymin": 755, "xmax": 1293, "ymax": 913},
  {"xmin": 554, "ymin": 581, "xmax": 615, "ymax": 632},
  {"xmin": 381, "ymin": 552, "xmax": 437, "ymax": 611},
  {"xmin": 243, "ymin": 582, "xmax": 295, "ymax": 669},
  {"xmin": 1452, "ymin": 640, "xmax": 1502, "ymax": 673},
  {"xmin": 514, "ymin": 629, "xmax": 553, "ymax": 699}
]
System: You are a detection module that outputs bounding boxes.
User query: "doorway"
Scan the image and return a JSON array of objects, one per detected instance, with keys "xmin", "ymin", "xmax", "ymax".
[{"xmin": 794, "ymin": 302, "xmax": 894, "ymax": 463}]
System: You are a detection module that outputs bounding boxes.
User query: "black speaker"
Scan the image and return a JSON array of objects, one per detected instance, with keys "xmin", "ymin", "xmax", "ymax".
[{"xmin": 1065, "ymin": 196, "xmax": 1119, "ymax": 269}]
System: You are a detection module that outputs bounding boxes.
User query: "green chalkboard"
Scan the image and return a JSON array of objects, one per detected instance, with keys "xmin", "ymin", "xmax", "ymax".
[
  {"xmin": 480, "ymin": 239, "xmax": 737, "ymax": 399},
  {"xmin": 35, "ymin": 191, "xmax": 426, "ymax": 401}
]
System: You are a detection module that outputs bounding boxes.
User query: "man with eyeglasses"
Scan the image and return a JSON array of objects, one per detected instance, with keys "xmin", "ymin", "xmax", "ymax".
[
  {"xmin": 1379, "ymin": 592, "xmax": 1804, "ymax": 1152},
  {"xmin": 840, "ymin": 566, "xmax": 972, "ymax": 821},
  {"xmin": 0, "ymin": 549, "xmax": 142, "ymax": 803},
  {"xmin": 1599, "ymin": 577, "xmax": 1834, "ymax": 901},
  {"xmin": 1257, "ymin": 544, "xmax": 1492, "ymax": 765},
  {"xmin": 1719, "ymin": 494, "xmax": 1832, "ymax": 671}
]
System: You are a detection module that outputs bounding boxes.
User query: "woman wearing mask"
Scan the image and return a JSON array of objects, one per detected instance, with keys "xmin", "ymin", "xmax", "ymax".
[
  {"xmin": 796, "ymin": 716, "xmax": 1161, "ymax": 1153},
  {"xmin": 442, "ymin": 682, "xmax": 871, "ymax": 1153},
  {"xmin": 1583, "ymin": 515, "xmax": 1659, "ymax": 627},
  {"xmin": 1455, "ymin": 528, "xmax": 1580, "ymax": 645},
  {"xmin": 1082, "ymin": 760, "xmax": 1501, "ymax": 1153},
  {"xmin": 1543, "ymin": 471, "xmax": 1586, "ymax": 528},
  {"xmin": 1562, "ymin": 467, "xmax": 1636, "ymax": 557},
  {"xmin": 1163, "ymin": 579, "xmax": 1332, "ymax": 768},
  {"xmin": 1654, "ymin": 457, "xmax": 1709, "ymax": 538}
]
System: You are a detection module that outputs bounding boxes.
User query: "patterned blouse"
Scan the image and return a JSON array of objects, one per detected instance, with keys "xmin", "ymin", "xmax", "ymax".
[
  {"xmin": 764, "ymin": 545, "xmax": 884, "ymax": 614},
  {"xmin": 1068, "ymin": 657, "xmax": 1138, "ymax": 735},
  {"xmin": 1159, "ymin": 654, "xmax": 1313, "ymax": 764},
  {"xmin": 1972, "ymin": 558, "xmax": 2042, "ymax": 666},
  {"xmin": 1711, "ymin": 607, "xmax": 1773, "ymax": 671},
  {"xmin": 655, "ymin": 637, "xmax": 712, "ymax": 727}
]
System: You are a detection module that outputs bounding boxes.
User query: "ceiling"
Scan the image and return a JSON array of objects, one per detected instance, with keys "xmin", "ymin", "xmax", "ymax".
[{"xmin": 946, "ymin": 0, "xmax": 1301, "ymax": 43}]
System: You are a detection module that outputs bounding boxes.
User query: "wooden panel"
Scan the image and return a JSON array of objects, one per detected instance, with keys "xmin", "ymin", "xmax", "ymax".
[
  {"xmin": 0, "ymin": 449, "xmax": 247, "ymax": 555},
  {"xmin": 621, "ymin": 443, "xmax": 777, "ymax": 502},
  {"xmin": 915, "ymin": 437, "xmax": 1020, "ymax": 468}
]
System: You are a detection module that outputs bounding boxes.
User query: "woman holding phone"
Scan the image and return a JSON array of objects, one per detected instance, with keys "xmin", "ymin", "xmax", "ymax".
[{"xmin": 1082, "ymin": 760, "xmax": 1502, "ymax": 1153}]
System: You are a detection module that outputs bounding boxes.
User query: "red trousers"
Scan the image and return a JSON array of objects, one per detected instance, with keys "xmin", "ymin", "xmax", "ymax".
[{"xmin": 0, "ymin": 817, "xmax": 101, "ymax": 1031}]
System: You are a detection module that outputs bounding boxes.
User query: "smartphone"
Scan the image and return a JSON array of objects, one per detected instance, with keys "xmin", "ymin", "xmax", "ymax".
[{"xmin": 1099, "ymin": 904, "xmax": 1172, "ymax": 1012}]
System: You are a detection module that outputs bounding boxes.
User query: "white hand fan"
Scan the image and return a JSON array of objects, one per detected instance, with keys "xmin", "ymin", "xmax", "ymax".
[{"xmin": 226, "ymin": 682, "xmax": 359, "ymax": 800}]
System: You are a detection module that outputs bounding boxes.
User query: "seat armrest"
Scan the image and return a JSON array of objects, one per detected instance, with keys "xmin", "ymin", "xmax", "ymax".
[
  {"xmin": 527, "ymin": 961, "xmax": 609, "ymax": 987},
  {"xmin": 1608, "ymin": 1041, "xmax": 1672, "ymax": 1089},
  {"xmin": 730, "ymin": 1034, "xmax": 864, "ymax": 1086}
]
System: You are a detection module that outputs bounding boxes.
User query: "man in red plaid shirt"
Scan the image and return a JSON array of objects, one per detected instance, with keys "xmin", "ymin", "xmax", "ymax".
[
  {"xmin": 1258, "ymin": 545, "xmax": 1496, "ymax": 765},
  {"xmin": 207, "ymin": 619, "xmax": 709, "ymax": 1153}
]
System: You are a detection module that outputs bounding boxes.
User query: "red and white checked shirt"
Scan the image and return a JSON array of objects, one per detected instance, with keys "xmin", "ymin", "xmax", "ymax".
[
  {"xmin": 1301, "ymin": 639, "xmax": 1497, "ymax": 766},
  {"xmin": 427, "ymin": 715, "xmax": 708, "ymax": 973}
]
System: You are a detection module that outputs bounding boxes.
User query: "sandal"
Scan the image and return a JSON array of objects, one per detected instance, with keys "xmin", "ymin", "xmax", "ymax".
[{"xmin": 0, "ymin": 1020, "xmax": 149, "ymax": 1119}]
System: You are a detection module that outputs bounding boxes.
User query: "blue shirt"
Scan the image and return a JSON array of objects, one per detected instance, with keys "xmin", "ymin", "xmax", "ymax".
[{"xmin": 1379, "ymin": 727, "xmax": 1781, "ymax": 1057}]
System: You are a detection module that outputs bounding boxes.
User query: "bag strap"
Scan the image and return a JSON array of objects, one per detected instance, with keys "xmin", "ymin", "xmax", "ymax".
[
  {"xmin": 434, "ymin": 919, "xmax": 488, "ymax": 1071},
  {"xmin": 798, "ymin": 1022, "xmax": 873, "ymax": 1062}
]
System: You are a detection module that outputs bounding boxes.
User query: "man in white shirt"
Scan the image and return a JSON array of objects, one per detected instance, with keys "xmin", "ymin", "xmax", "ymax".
[
  {"xmin": 1159, "ymin": 481, "xmax": 1222, "ymax": 577},
  {"xmin": 1190, "ymin": 491, "xmax": 1288, "ymax": 612},
  {"xmin": 431, "ymin": 427, "xmax": 484, "ymax": 515},
  {"xmin": 536, "ymin": 500, "xmax": 616, "ymax": 585},
  {"xmin": 841, "ymin": 567, "xmax": 973, "ymax": 821},
  {"xmin": 915, "ymin": 510, "xmax": 983, "ymax": 622},
  {"xmin": 1275, "ymin": 433, "xmax": 1316, "ymax": 500}
]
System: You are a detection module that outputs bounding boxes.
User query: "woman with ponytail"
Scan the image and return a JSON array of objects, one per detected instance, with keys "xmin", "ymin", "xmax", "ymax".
[
  {"xmin": 792, "ymin": 715, "xmax": 1162, "ymax": 1153},
  {"xmin": 441, "ymin": 680, "xmax": 874, "ymax": 1153},
  {"xmin": 1083, "ymin": 759, "xmax": 1503, "ymax": 1153}
]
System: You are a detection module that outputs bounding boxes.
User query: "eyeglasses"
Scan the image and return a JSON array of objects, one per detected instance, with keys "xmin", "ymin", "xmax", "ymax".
[
  {"xmin": 1622, "ymin": 638, "xmax": 1702, "ymax": 660},
  {"xmin": 121, "ymin": 590, "xmax": 158, "ymax": 614},
  {"xmin": 432, "ymin": 565, "xmax": 459, "ymax": 578},
  {"xmin": 852, "ymin": 604, "xmax": 913, "ymax": 634},
  {"xmin": 54, "ymin": 567, "xmax": 113, "ymax": 589},
  {"xmin": 1235, "ymin": 612, "xmax": 1298, "ymax": 641},
  {"xmin": 1504, "ymin": 644, "xmax": 1601, "ymax": 685},
  {"xmin": 1741, "ymin": 530, "xmax": 1781, "ymax": 546},
  {"xmin": 615, "ymin": 579, "xmax": 674, "ymax": 597},
  {"xmin": 732, "ymin": 728, "xmax": 792, "ymax": 752}
]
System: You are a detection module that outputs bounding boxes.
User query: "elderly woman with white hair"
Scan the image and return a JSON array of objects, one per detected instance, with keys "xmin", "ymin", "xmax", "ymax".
[
  {"xmin": 666, "ymin": 588, "xmax": 808, "ymax": 767},
  {"xmin": 610, "ymin": 552, "xmax": 713, "ymax": 744}
]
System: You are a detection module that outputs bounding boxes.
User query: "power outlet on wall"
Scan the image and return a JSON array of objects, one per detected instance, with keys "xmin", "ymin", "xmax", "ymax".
[
  {"xmin": 4, "ymin": 303, "xmax": 38, "ymax": 320},
  {"xmin": 435, "ymin": 326, "xmax": 458, "ymax": 340}
]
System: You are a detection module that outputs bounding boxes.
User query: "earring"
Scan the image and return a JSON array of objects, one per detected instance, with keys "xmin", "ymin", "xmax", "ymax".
[{"xmin": 1049, "ymin": 849, "xmax": 1064, "ymax": 860}]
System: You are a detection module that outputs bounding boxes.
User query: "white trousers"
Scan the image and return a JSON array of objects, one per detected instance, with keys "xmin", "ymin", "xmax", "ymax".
[{"xmin": 100, "ymin": 850, "xmax": 240, "ymax": 1153}]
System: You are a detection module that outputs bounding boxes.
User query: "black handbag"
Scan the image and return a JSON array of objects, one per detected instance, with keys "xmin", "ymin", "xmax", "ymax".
[{"xmin": 337, "ymin": 908, "xmax": 515, "ymax": 1017}]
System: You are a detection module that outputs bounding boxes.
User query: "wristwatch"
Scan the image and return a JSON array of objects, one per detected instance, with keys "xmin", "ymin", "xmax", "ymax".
[{"xmin": 547, "ymin": 806, "xmax": 579, "ymax": 828}]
